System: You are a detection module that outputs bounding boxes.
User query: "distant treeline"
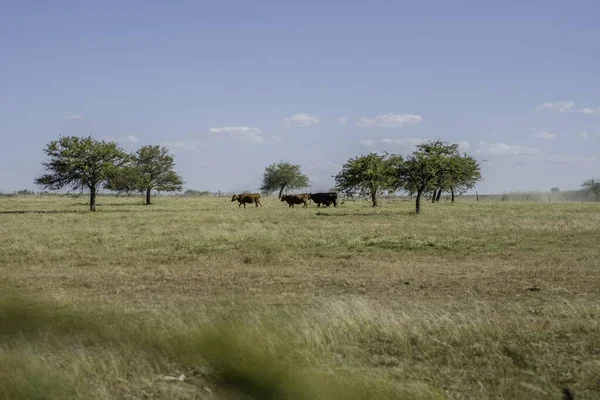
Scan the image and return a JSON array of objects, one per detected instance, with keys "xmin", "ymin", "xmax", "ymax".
[{"xmin": 2, "ymin": 188, "xmax": 599, "ymax": 202}]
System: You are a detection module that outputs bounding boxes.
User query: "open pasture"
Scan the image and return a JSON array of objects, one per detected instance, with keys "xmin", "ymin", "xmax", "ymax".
[{"xmin": 1, "ymin": 196, "xmax": 599, "ymax": 399}]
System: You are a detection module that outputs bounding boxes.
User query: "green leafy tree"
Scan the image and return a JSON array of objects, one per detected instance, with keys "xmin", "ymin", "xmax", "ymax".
[
  {"xmin": 445, "ymin": 153, "xmax": 482, "ymax": 202},
  {"xmin": 581, "ymin": 179, "xmax": 600, "ymax": 201},
  {"xmin": 394, "ymin": 141, "xmax": 458, "ymax": 214},
  {"xmin": 414, "ymin": 141, "xmax": 481, "ymax": 204},
  {"xmin": 34, "ymin": 136, "xmax": 128, "ymax": 211},
  {"xmin": 260, "ymin": 162, "xmax": 309, "ymax": 199},
  {"xmin": 105, "ymin": 165, "xmax": 145, "ymax": 196},
  {"xmin": 334, "ymin": 152, "xmax": 402, "ymax": 207},
  {"xmin": 107, "ymin": 145, "xmax": 184, "ymax": 205}
]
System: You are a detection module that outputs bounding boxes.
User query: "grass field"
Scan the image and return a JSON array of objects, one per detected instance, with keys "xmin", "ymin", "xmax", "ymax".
[{"xmin": 1, "ymin": 195, "xmax": 599, "ymax": 399}]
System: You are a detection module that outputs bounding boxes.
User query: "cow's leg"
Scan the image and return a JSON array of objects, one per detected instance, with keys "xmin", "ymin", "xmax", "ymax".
[{"xmin": 239, "ymin": 202, "xmax": 242, "ymax": 207}]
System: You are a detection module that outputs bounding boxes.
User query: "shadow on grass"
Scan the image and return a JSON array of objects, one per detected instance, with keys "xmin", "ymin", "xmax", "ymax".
[
  {"xmin": 0, "ymin": 208, "xmax": 185, "ymax": 214},
  {"xmin": 315, "ymin": 211, "xmax": 410, "ymax": 217},
  {"xmin": 0, "ymin": 210, "xmax": 82, "ymax": 214},
  {"xmin": 71, "ymin": 202, "xmax": 146, "ymax": 206}
]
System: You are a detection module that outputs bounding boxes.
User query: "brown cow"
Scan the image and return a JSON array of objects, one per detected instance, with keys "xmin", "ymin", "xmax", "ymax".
[
  {"xmin": 281, "ymin": 194, "xmax": 309, "ymax": 208},
  {"xmin": 231, "ymin": 193, "xmax": 262, "ymax": 208}
]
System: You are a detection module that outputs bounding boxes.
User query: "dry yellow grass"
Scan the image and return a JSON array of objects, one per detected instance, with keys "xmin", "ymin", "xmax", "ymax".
[{"xmin": 1, "ymin": 195, "xmax": 599, "ymax": 399}]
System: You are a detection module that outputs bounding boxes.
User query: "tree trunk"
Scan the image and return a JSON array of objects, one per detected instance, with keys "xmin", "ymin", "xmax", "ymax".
[
  {"xmin": 416, "ymin": 190, "xmax": 423, "ymax": 214},
  {"xmin": 278, "ymin": 185, "xmax": 286, "ymax": 199},
  {"xmin": 476, "ymin": 191, "xmax": 479, "ymax": 202},
  {"xmin": 89, "ymin": 186, "xmax": 97, "ymax": 211},
  {"xmin": 371, "ymin": 190, "xmax": 378, "ymax": 207},
  {"xmin": 436, "ymin": 189, "xmax": 442, "ymax": 202},
  {"xmin": 431, "ymin": 189, "xmax": 437, "ymax": 203},
  {"xmin": 145, "ymin": 187, "xmax": 151, "ymax": 205},
  {"xmin": 451, "ymin": 187, "xmax": 455, "ymax": 203}
]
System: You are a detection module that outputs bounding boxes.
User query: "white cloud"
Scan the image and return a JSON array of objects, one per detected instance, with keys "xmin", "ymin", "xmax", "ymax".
[
  {"xmin": 535, "ymin": 101, "xmax": 574, "ymax": 113},
  {"xmin": 457, "ymin": 141, "xmax": 471, "ymax": 153},
  {"xmin": 64, "ymin": 114, "xmax": 83, "ymax": 119},
  {"xmin": 358, "ymin": 113, "xmax": 423, "ymax": 128},
  {"xmin": 358, "ymin": 139, "xmax": 376, "ymax": 147},
  {"xmin": 580, "ymin": 132, "xmax": 589, "ymax": 139},
  {"xmin": 358, "ymin": 138, "xmax": 425, "ymax": 148},
  {"xmin": 271, "ymin": 136, "xmax": 284, "ymax": 142},
  {"xmin": 476, "ymin": 142, "xmax": 542, "ymax": 156},
  {"xmin": 338, "ymin": 117, "xmax": 347, "ymax": 125},
  {"xmin": 577, "ymin": 107, "xmax": 600, "ymax": 115},
  {"xmin": 282, "ymin": 114, "xmax": 319, "ymax": 128},
  {"xmin": 103, "ymin": 135, "xmax": 140, "ymax": 144},
  {"xmin": 380, "ymin": 138, "xmax": 425, "ymax": 146},
  {"xmin": 209, "ymin": 126, "xmax": 261, "ymax": 135},
  {"xmin": 532, "ymin": 132, "xmax": 558, "ymax": 140},
  {"xmin": 209, "ymin": 126, "xmax": 266, "ymax": 144},
  {"xmin": 163, "ymin": 141, "xmax": 198, "ymax": 150}
]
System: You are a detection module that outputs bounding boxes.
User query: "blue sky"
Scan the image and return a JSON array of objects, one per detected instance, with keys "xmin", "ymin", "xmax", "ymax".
[{"xmin": 1, "ymin": 0, "xmax": 599, "ymax": 193}]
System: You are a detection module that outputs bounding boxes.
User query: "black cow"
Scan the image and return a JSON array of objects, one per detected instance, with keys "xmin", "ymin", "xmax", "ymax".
[
  {"xmin": 309, "ymin": 192, "xmax": 338, "ymax": 208},
  {"xmin": 231, "ymin": 193, "xmax": 262, "ymax": 208}
]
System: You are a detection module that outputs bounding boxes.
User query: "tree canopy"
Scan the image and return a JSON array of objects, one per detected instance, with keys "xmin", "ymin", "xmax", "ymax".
[
  {"xmin": 393, "ymin": 140, "xmax": 480, "ymax": 213},
  {"xmin": 107, "ymin": 145, "xmax": 183, "ymax": 205},
  {"xmin": 581, "ymin": 179, "xmax": 600, "ymax": 201},
  {"xmin": 334, "ymin": 152, "xmax": 402, "ymax": 207},
  {"xmin": 260, "ymin": 162, "xmax": 310, "ymax": 198},
  {"xmin": 34, "ymin": 136, "xmax": 128, "ymax": 211}
]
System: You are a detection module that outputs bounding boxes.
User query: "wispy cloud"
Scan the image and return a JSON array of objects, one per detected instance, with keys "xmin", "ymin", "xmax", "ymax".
[
  {"xmin": 580, "ymin": 132, "xmax": 590, "ymax": 139},
  {"xmin": 457, "ymin": 141, "xmax": 471, "ymax": 152},
  {"xmin": 103, "ymin": 135, "xmax": 139, "ymax": 144},
  {"xmin": 162, "ymin": 140, "xmax": 199, "ymax": 150},
  {"xmin": 281, "ymin": 114, "xmax": 319, "ymax": 128},
  {"xmin": 358, "ymin": 138, "xmax": 471, "ymax": 154},
  {"xmin": 209, "ymin": 126, "xmax": 275, "ymax": 144},
  {"xmin": 532, "ymin": 132, "xmax": 558, "ymax": 140},
  {"xmin": 209, "ymin": 126, "xmax": 261, "ymax": 136},
  {"xmin": 476, "ymin": 142, "xmax": 542, "ymax": 156},
  {"xmin": 358, "ymin": 139, "xmax": 376, "ymax": 147},
  {"xmin": 358, "ymin": 113, "xmax": 423, "ymax": 128},
  {"xmin": 577, "ymin": 106, "xmax": 600, "ymax": 115},
  {"xmin": 338, "ymin": 117, "xmax": 347, "ymax": 125},
  {"xmin": 64, "ymin": 114, "xmax": 83, "ymax": 119},
  {"xmin": 536, "ymin": 101, "xmax": 574, "ymax": 113},
  {"xmin": 358, "ymin": 137, "xmax": 425, "ymax": 148}
]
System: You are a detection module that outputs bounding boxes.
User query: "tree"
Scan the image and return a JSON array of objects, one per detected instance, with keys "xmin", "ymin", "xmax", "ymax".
[
  {"xmin": 550, "ymin": 187, "xmax": 560, "ymax": 193},
  {"xmin": 417, "ymin": 142, "xmax": 481, "ymax": 204},
  {"xmin": 34, "ymin": 136, "xmax": 128, "ymax": 211},
  {"xmin": 260, "ymin": 162, "xmax": 309, "ymax": 199},
  {"xmin": 107, "ymin": 145, "xmax": 183, "ymax": 204},
  {"xmin": 334, "ymin": 152, "xmax": 402, "ymax": 207},
  {"xmin": 581, "ymin": 179, "xmax": 600, "ymax": 201},
  {"xmin": 394, "ymin": 141, "xmax": 463, "ymax": 214},
  {"xmin": 447, "ymin": 154, "xmax": 482, "ymax": 202},
  {"xmin": 137, "ymin": 145, "xmax": 182, "ymax": 205}
]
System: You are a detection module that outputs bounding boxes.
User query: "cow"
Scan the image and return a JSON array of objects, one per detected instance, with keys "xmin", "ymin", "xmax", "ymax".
[
  {"xmin": 309, "ymin": 192, "xmax": 338, "ymax": 208},
  {"xmin": 231, "ymin": 193, "xmax": 262, "ymax": 208},
  {"xmin": 281, "ymin": 194, "xmax": 309, "ymax": 208},
  {"xmin": 301, "ymin": 193, "xmax": 312, "ymax": 205}
]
